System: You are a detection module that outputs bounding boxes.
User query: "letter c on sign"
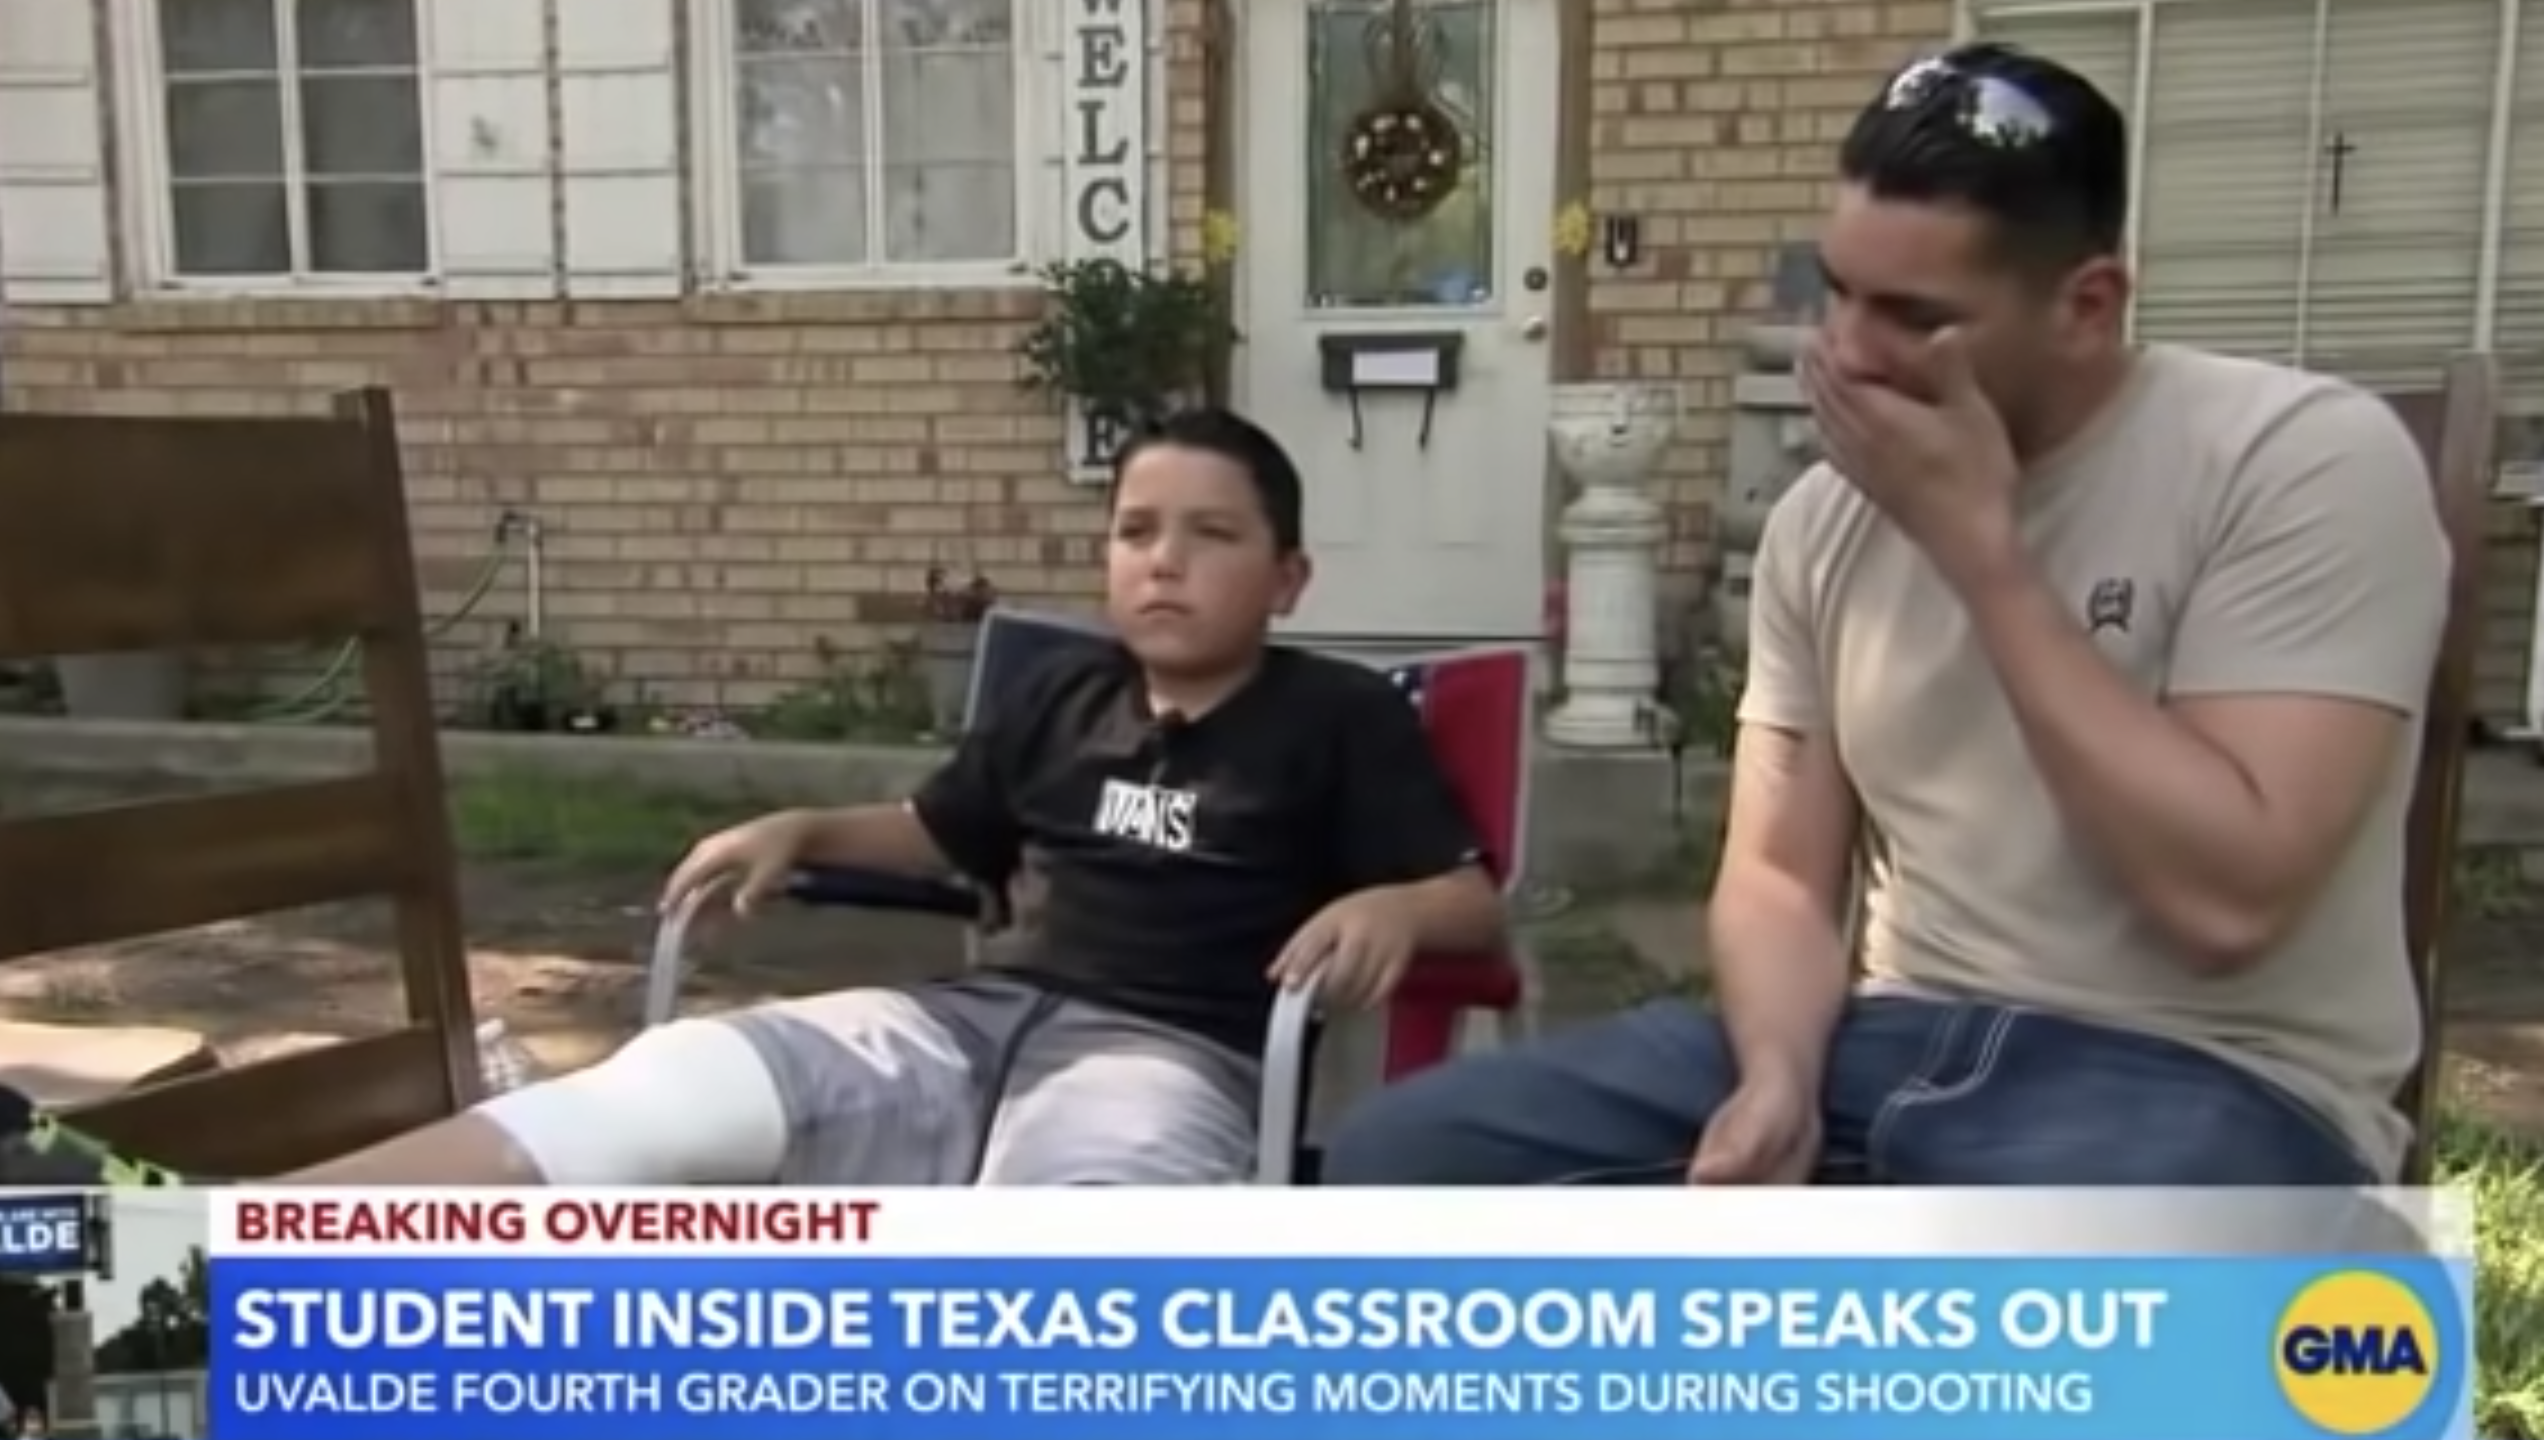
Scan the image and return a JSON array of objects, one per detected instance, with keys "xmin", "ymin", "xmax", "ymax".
[{"xmin": 1077, "ymin": 180, "xmax": 1132, "ymax": 247}]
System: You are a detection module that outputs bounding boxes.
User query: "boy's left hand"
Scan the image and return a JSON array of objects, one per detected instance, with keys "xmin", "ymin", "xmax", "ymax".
[{"xmin": 1269, "ymin": 890, "xmax": 1419, "ymax": 1010}]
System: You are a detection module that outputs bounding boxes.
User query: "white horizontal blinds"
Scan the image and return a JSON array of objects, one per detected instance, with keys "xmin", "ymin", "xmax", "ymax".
[
  {"xmin": 2132, "ymin": 0, "xmax": 2321, "ymax": 359},
  {"xmin": 427, "ymin": 0, "xmax": 558, "ymax": 298},
  {"xmin": 2498, "ymin": 5, "xmax": 2544, "ymax": 421},
  {"xmin": 0, "ymin": 0, "xmax": 112, "ymax": 303},
  {"xmin": 2301, "ymin": 0, "xmax": 2499, "ymax": 388},
  {"xmin": 556, "ymin": 0, "xmax": 684, "ymax": 297}
]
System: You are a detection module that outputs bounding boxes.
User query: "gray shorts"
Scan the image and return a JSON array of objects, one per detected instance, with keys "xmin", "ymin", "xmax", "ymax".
[{"xmin": 722, "ymin": 974, "xmax": 1261, "ymax": 1185}]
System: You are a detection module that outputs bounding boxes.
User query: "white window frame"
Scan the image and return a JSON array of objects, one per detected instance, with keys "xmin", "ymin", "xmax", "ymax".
[
  {"xmin": 1957, "ymin": 0, "xmax": 2525, "ymax": 368},
  {"xmin": 689, "ymin": 0, "xmax": 1049, "ymax": 292},
  {"xmin": 110, "ymin": 0, "xmax": 444, "ymax": 296}
]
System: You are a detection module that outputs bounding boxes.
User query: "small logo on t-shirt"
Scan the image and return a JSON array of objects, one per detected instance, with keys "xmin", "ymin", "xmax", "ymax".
[
  {"xmin": 2086, "ymin": 577, "xmax": 2135, "ymax": 635},
  {"xmin": 1092, "ymin": 778, "xmax": 1199, "ymax": 852}
]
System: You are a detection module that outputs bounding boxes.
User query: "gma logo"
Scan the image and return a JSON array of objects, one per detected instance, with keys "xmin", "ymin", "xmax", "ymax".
[
  {"xmin": 2273, "ymin": 1271, "xmax": 2444, "ymax": 1437},
  {"xmin": 2279, "ymin": 1323, "xmax": 2430, "ymax": 1378}
]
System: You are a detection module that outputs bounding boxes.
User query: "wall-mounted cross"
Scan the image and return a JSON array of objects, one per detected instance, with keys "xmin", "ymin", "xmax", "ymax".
[{"xmin": 2324, "ymin": 130, "xmax": 2360, "ymax": 215}]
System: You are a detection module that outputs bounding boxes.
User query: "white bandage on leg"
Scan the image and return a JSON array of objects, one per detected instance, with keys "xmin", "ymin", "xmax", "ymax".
[{"xmin": 472, "ymin": 1018, "xmax": 789, "ymax": 1185}]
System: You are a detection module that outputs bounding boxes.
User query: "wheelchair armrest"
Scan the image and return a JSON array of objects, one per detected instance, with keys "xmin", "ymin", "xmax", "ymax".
[{"xmin": 786, "ymin": 866, "xmax": 980, "ymax": 919}]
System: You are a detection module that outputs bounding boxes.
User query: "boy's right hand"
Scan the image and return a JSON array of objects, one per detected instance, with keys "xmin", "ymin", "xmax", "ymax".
[{"xmin": 660, "ymin": 809, "xmax": 820, "ymax": 918}]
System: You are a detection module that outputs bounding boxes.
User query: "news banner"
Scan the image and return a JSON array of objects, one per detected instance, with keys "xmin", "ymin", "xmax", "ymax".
[{"xmin": 29, "ymin": 1188, "xmax": 2485, "ymax": 1439}]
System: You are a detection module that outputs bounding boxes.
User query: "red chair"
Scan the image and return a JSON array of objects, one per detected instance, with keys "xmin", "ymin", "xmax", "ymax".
[
  {"xmin": 1375, "ymin": 646, "xmax": 1535, "ymax": 1075},
  {"xmin": 645, "ymin": 611, "xmax": 1536, "ymax": 1183}
]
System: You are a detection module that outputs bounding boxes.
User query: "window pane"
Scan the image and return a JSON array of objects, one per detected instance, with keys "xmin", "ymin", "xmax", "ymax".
[
  {"xmin": 301, "ymin": 76, "xmax": 423, "ymax": 174},
  {"xmin": 878, "ymin": 6, "xmax": 1013, "ymax": 263},
  {"xmin": 307, "ymin": 180, "xmax": 429, "ymax": 271},
  {"xmin": 1304, "ymin": 0, "xmax": 1496, "ymax": 308},
  {"xmin": 881, "ymin": 165, "xmax": 1014, "ymax": 260},
  {"xmin": 739, "ymin": 0, "xmax": 861, "ymax": 53},
  {"xmin": 877, "ymin": 0, "xmax": 1011, "ymax": 45},
  {"xmin": 159, "ymin": 0, "xmax": 277, "ymax": 74},
  {"xmin": 880, "ymin": 51, "xmax": 1009, "ymax": 164},
  {"xmin": 166, "ymin": 79, "xmax": 285, "ymax": 178},
  {"xmin": 738, "ymin": 57, "xmax": 862, "ymax": 166},
  {"xmin": 743, "ymin": 170, "xmax": 868, "ymax": 265},
  {"xmin": 171, "ymin": 181, "xmax": 289, "ymax": 273},
  {"xmin": 295, "ymin": 0, "xmax": 417, "ymax": 67}
]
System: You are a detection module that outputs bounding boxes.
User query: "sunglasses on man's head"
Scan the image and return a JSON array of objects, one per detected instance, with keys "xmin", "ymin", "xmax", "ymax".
[{"xmin": 1881, "ymin": 57, "xmax": 2057, "ymax": 149}]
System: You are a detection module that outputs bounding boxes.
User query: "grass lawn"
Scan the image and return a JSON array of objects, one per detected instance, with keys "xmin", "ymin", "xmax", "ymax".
[
  {"xmin": 2439, "ymin": 1114, "xmax": 2544, "ymax": 1436},
  {"xmin": 445, "ymin": 767, "xmax": 761, "ymax": 871},
  {"xmin": 443, "ymin": 769, "xmax": 2544, "ymax": 1427}
]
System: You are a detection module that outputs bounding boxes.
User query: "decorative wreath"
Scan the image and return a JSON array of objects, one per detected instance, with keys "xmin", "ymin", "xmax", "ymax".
[{"xmin": 1340, "ymin": 99, "xmax": 1464, "ymax": 222}]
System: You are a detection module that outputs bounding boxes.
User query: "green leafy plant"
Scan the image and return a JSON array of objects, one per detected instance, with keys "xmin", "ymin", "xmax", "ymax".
[
  {"xmin": 471, "ymin": 633, "xmax": 611, "ymax": 733},
  {"xmin": 753, "ymin": 636, "xmax": 935, "ymax": 743},
  {"xmin": 1015, "ymin": 259, "xmax": 1234, "ymax": 428}
]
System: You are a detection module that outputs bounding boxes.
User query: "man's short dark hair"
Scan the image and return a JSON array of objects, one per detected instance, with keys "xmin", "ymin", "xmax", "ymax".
[
  {"xmin": 1110, "ymin": 407, "xmax": 1306, "ymax": 553},
  {"xmin": 1838, "ymin": 43, "xmax": 2129, "ymax": 272}
]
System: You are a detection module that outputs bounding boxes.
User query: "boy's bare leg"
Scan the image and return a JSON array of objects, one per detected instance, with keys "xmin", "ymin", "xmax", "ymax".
[
  {"xmin": 7, "ymin": 991, "xmax": 979, "ymax": 1188},
  {"xmin": 284, "ymin": 1015, "xmax": 793, "ymax": 1185},
  {"xmin": 283, "ymin": 1112, "xmax": 553, "ymax": 1185}
]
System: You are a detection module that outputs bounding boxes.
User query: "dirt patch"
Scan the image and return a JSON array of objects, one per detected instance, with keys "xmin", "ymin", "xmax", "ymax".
[
  {"xmin": 8, "ymin": 766, "xmax": 2544, "ymax": 1135},
  {"xmin": 0, "ymin": 864, "xmax": 970, "ymax": 1080},
  {"xmin": 0, "ymin": 766, "xmax": 972, "ymax": 1086}
]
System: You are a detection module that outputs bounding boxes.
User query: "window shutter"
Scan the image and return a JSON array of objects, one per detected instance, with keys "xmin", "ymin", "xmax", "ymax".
[
  {"xmin": 428, "ymin": 0, "xmax": 557, "ymax": 298},
  {"xmin": 0, "ymin": 0, "xmax": 111, "ymax": 304},
  {"xmin": 2133, "ymin": 0, "xmax": 2322, "ymax": 358},
  {"xmin": 2300, "ymin": 0, "xmax": 2499, "ymax": 388},
  {"xmin": 555, "ymin": 0, "xmax": 683, "ymax": 297},
  {"xmin": 2499, "ymin": 7, "xmax": 2544, "ymax": 418}
]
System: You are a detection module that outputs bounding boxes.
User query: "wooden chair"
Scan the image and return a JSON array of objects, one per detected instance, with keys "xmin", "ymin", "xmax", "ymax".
[
  {"xmin": 2391, "ymin": 352, "xmax": 2501, "ymax": 1184},
  {"xmin": 0, "ymin": 388, "xmax": 482, "ymax": 1174}
]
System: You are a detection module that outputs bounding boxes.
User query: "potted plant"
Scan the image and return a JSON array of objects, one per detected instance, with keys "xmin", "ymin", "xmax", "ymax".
[
  {"xmin": 1016, "ymin": 258, "xmax": 1235, "ymax": 443},
  {"xmin": 918, "ymin": 566, "xmax": 996, "ymax": 736}
]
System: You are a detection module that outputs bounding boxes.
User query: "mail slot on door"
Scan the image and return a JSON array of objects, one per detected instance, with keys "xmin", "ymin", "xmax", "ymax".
[{"xmin": 1316, "ymin": 331, "xmax": 1464, "ymax": 451}]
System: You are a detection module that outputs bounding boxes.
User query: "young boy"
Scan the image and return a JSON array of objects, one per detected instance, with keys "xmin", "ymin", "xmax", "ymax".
[{"xmin": 0, "ymin": 408, "xmax": 1505, "ymax": 1187}]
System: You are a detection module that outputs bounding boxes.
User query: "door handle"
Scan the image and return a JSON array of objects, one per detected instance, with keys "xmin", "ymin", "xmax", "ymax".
[{"xmin": 1519, "ymin": 316, "xmax": 1548, "ymax": 341}]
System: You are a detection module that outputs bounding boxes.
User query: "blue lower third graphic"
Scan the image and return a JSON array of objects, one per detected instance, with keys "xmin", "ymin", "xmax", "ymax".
[{"xmin": 207, "ymin": 1255, "xmax": 2473, "ymax": 1440}]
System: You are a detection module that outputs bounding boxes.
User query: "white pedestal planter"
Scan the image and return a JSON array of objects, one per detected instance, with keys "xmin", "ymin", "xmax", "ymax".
[{"xmin": 1544, "ymin": 381, "xmax": 1679, "ymax": 750}]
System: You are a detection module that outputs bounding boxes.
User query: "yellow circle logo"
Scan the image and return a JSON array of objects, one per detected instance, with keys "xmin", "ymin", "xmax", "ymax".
[{"xmin": 2274, "ymin": 1270, "xmax": 2439, "ymax": 1435}]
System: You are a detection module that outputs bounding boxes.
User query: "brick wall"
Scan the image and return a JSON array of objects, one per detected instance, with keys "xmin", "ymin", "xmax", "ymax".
[
  {"xmin": 3, "ymin": 292, "xmax": 1101, "ymax": 708},
  {"xmin": 1, "ymin": 0, "xmax": 1219, "ymax": 712},
  {"xmin": 29, "ymin": 1, "xmax": 2513, "ymax": 720},
  {"xmin": 1578, "ymin": 0, "xmax": 1952, "ymax": 587},
  {"xmin": 3, "ymin": 0, "xmax": 1946, "ymax": 710}
]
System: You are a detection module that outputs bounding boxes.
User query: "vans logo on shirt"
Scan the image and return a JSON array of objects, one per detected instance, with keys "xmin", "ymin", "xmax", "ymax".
[
  {"xmin": 1092, "ymin": 778, "xmax": 1199, "ymax": 852},
  {"xmin": 2085, "ymin": 577, "xmax": 2135, "ymax": 635}
]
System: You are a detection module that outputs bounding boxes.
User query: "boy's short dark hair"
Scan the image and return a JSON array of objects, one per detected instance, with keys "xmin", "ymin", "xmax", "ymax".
[
  {"xmin": 1838, "ymin": 43, "xmax": 2129, "ymax": 274},
  {"xmin": 1110, "ymin": 408, "xmax": 1306, "ymax": 553}
]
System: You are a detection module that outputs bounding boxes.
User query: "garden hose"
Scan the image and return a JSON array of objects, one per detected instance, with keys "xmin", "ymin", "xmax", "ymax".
[{"xmin": 247, "ymin": 540, "xmax": 519, "ymax": 723}]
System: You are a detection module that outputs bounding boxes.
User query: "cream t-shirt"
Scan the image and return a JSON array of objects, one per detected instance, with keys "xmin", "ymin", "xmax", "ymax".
[{"xmin": 1742, "ymin": 344, "xmax": 2449, "ymax": 1177}]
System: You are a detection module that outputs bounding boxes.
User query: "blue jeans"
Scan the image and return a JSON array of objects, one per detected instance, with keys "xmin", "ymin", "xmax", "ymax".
[{"xmin": 1322, "ymin": 995, "xmax": 2375, "ymax": 1186}]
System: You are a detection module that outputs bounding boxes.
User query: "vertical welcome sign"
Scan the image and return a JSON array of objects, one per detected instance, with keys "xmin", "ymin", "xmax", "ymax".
[{"xmin": 1059, "ymin": 0, "xmax": 1152, "ymax": 484}]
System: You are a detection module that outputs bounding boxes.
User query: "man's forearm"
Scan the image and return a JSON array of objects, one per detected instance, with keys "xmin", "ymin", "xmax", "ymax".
[
  {"xmin": 1706, "ymin": 873, "xmax": 1852, "ymax": 1088},
  {"xmin": 1950, "ymin": 545, "xmax": 2278, "ymax": 948}
]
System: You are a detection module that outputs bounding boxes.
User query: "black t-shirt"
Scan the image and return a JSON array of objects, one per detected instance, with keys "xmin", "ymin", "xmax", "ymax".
[{"xmin": 907, "ymin": 644, "xmax": 1485, "ymax": 1057}]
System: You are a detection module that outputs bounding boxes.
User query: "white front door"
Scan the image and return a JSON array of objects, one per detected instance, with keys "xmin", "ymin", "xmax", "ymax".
[{"xmin": 1237, "ymin": 0, "xmax": 1559, "ymax": 641}]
